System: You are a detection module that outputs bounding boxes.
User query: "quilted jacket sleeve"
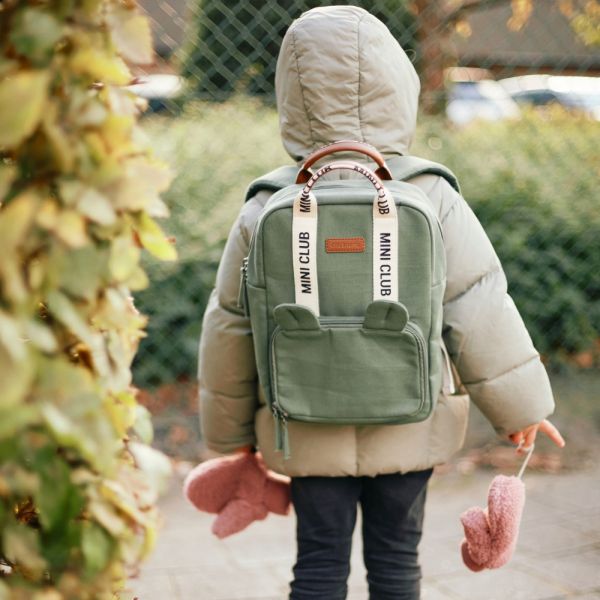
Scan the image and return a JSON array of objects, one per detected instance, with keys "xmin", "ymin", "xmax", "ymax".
[
  {"xmin": 439, "ymin": 181, "xmax": 555, "ymax": 438},
  {"xmin": 198, "ymin": 200, "xmax": 260, "ymax": 454}
]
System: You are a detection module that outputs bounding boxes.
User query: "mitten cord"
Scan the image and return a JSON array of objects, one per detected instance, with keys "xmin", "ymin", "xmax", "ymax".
[{"xmin": 516, "ymin": 443, "xmax": 535, "ymax": 479}]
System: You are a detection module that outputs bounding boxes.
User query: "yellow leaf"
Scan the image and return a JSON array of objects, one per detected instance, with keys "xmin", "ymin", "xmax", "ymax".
[
  {"xmin": 103, "ymin": 392, "xmax": 136, "ymax": 437},
  {"xmin": 0, "ymin": 255, "xmax": 28, "ymax": 303},
  {"xmin": 100, "ymin": 114, "xmax": 135, "ymax": 156},
  {"xmin": 46, "ymin": 290, "xmax": 94, "ymax": 346},
  {"xmin": 55, "ymin": 210, "xmax": 88, "ymax": 248},
  {"xmin": 107, "ymin": 6, "xmax": 154, "ymax": 65},
  {"xmin": 134, "ymin": 213, "xmax": 177, "ymax": 261},
  {"xmin": 125, "ymin": 265, "xmax": 149, "ymax": 291},
  {"xmin": 43, "ymin": 108, "xmax": 75, "ymax": 173},
  {"xmin": 70, "ymin": 48, "xmax": 130, "ymax": 85},
  {"xmin": 87, "ymin": 497, "xmax": 126, "ymax": 537},
  {"xmin": 109, "ymin": 235, "xmax": 140, "ymax": 281},
  {"xmin": 141, "ymin": 522, "xmax": 158, "ymax": 559},
  {"xmin": 110, "ymin": 157, "xmax": 173, "ymax": 212},
  {"xmin": 23, "ymin": 319, "xmax": 58, "ymax": 352},
  {"xmin": 36, "ymin": 198, "xmax": 59, "ymax": 230},
  {"xmin": 77, "ymin": 187, "xmax": 116, "ymax": 226},
  {"xmin": 100, "ymin": 479, "xmax": 150, "ymax": 526},
  {"xmin": 0, "ymin": 311, "xmax": 27, "ymax": 361},
  {"xmin": 0, "ymin": 191, "xmax": 38, "ymax": 252},
  {"xmin": 3, "ymin": 522, "xmax": 47, "ymax": 578},
  {"xmin": 0, "ymin": 70, "xmax": 49, "ymax": 148}
]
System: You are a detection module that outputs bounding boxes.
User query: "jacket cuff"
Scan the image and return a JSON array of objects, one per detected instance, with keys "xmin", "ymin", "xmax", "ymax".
[{"xmin": 464, "ymin": 356, "xmax": 555, "ymax": 436}]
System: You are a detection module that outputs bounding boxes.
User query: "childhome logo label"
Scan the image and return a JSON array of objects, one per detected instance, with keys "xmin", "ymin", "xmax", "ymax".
[
  {"xmin": 293, "ymin": 189, "xmax": 319, "ymax": 314},
  {"xmin": 373, "ymin": 184, "xmax": 398, "ymax": 301}
]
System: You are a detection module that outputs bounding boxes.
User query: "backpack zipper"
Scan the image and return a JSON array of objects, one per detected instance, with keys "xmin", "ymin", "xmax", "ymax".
[
  {"xmin": 272, "ymin": 404, "xmax": 290, "ymax": 460},
  {"xmin": 237, "ymin": 256, "xmax": 249, "ymax": 316}
]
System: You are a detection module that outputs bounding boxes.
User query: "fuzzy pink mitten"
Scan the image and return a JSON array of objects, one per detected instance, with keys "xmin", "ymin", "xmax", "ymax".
[
  {"xmin": 460, "ymin": 474, "xmax": 526, "ymax": 571},
  {"xmin": 182, "ymin": 451, "xmax": 291, "ymax": 539}
]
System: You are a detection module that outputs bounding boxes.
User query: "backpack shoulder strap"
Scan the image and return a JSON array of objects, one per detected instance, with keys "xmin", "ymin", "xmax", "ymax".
[
  {"xmin": 244, "ymin": 165, "xmax": 298, "ymax": 202},
  {"xmin": 387, "ymin": 156, "xmax": 461, "ymax": 194}
]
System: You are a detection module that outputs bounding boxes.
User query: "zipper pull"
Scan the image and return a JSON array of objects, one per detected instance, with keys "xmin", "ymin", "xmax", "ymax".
[
  {"xmin": 274, "ymin": 406, "xmax": 283, "ymax": 452},
  {"xmin": 237, "ymin": 257, "xmax": 249, "ymax": 316},
  {"xmin": 281, "ymin": 417, "xmax": 290, "ymax": 460},
  {"xmin": 272, "ymin": 406, "xmax": 291, "ymax": 460}
]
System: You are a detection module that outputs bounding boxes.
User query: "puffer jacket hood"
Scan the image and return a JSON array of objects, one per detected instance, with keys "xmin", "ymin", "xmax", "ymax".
[{"xmin": 275, "ymin": 6, "xmax": 420, "ymax": 162}]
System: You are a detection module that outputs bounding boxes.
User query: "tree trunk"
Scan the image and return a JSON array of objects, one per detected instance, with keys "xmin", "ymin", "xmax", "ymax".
[{"xmin": 414, "ymin": 0, "xmax": 452, "ymax": 114}]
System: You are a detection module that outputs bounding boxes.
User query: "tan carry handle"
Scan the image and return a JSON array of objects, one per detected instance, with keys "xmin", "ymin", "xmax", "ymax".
[
  {"xmin": 296, "ymin": 140, "xmax": 393, "ymax": 184},
  {"xmin": 298, "ymin": 159, "xmax": 390, "ymax": 203}
]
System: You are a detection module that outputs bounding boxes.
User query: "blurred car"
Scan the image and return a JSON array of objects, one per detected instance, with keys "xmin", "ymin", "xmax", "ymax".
[
  {"xmin": 127, "ymin": 74, "xmax": 184, "ymax": 113},
  {"xmin": 446, "ymin": 79, "xmax": 521, "ymax": 126},
  {"xmin": 499, "ymin": 75, "xmax": 600, "ymax": 121}
]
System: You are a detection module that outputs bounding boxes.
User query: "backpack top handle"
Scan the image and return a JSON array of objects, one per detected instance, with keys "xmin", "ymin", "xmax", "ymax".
[
  {"xmin": 292, "ymin": 160, "xmax": 399, "ymax": 316},
  {"xmin": 296, "ymin": 140, "xmax": 394, "ymax": 184}
]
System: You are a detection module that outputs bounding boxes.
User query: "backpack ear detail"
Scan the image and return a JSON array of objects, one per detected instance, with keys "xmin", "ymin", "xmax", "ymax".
[
  {"xmin": 273, "ymin": 304, "xmax": 321, "ymax": 331},
  {"xmin": 363, "ymin": 300, "xmax": 409, "ymax": 332}
]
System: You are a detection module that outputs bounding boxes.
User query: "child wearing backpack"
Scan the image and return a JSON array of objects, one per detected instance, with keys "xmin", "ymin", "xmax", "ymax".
[{"xmin": 197, "ymin": 6, "xmax": 564, "ymax": 599}]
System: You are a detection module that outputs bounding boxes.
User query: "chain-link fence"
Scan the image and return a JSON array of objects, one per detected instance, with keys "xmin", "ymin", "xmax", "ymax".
[{"xmin": 131, "ymin": 0, "xmax": 600, "ymax": 462}]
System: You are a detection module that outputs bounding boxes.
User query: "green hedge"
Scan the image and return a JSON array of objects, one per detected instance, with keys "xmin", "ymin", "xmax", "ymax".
[
  {"xmin": 179, "ymin": 0, "xmax": 414, "ymax": 100},
  {"xmin": 413, "ymin": 109, "xmax": 600, "ymax": 360},
  {"xmin": 135, "ymin": 101, "xmax": 599, "ymax": 387}
]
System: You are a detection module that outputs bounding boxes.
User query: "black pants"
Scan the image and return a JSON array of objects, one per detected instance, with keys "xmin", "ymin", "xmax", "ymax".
[{"xmin": 289, "ymin": 468, "xmax": 434, "ymax": 600}]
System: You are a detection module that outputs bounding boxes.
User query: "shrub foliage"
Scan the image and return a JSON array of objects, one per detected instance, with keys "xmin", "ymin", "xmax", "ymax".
[
  {"xmin": 0, "ymin": 1, "xmax": 175, "ymax": 598},
  {"xmin": 180, "ymin": 0, "xmax": 415, "ymax": 100}
]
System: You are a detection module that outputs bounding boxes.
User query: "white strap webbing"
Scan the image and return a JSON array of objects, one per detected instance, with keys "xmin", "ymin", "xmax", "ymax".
[
  {"xmin": 292, "ymin": 187, "xmax": 398, "ymax": 316},
  {"xmin": 292, "ymin": 191, "xmax": 320, "ymax": 315},
  {"xmin": 372, "ymin": 187, "xmax": 398, "ymax": 302}
]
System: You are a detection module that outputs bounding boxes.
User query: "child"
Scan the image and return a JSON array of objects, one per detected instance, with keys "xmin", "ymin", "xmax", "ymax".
[{"xmin": 197, "ymin": 6, "xmax": 565, "ymax": 599}]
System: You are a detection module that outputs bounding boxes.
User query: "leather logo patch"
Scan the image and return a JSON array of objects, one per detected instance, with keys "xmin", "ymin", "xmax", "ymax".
[{"xmin": 325, "ymin": 237, "xmax": 366, "ymax": 253}]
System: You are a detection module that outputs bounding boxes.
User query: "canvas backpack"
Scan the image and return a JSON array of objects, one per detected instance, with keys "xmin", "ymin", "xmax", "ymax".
[{"xmin": 238, "ymin": 141, "xmax": 459, "ymax": 459}]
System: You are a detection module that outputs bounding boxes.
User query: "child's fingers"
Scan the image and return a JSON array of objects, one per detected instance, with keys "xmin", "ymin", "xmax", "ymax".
[
  {"xmin": 509, "ymin": 432, "xmax": 523, "ymax": 445},
  {"xmin": 514, "ymin": 429, "xmax": 536, "ymax": 454},
  {"xmin": 539, "ymin": 419, "xmax": 566, "ymax": 448},
  {"xmin": 522, "ymin": 427, "xmax": 537, "ymax": 450}
]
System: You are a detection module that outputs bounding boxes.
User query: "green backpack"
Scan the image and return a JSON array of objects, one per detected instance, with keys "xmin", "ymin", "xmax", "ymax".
[{"xmin": 238, "ymin": 142, "xmax": 459, "ymax": 459}]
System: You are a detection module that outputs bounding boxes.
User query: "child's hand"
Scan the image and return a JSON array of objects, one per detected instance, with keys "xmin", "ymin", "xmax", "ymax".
[{"xmin": 508, "ymin": 419, "xmax": 565, "ymax": 455}]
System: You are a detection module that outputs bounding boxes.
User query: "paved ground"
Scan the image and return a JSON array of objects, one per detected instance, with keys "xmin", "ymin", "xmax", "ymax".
[{"xmin": 123, "ymin": 458, "xmax": 600, "ymax": 600}]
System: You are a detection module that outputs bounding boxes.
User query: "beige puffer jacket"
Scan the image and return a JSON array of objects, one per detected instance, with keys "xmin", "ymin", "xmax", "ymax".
[{"xmin": 197, "ymin": 6, "xmax": 555, "ymax": 477}]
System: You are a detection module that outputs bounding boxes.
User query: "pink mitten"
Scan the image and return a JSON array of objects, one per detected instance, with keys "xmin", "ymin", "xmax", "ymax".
[
  {"xmin": 183, "ymin": 452, "xmax": 291, "ymax": 538},
  {"xmin": 264, "ymin": 475, "xmax": 292, "ymax": 515},
  {"xmin": 460, "ymin": 474, "xmax": 526, "ymax": 571}
]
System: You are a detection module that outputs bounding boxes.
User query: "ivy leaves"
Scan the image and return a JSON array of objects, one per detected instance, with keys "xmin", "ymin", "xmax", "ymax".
[{"xmin": 0, "ymin": 1, "xmax": 175, "ymax": 596}]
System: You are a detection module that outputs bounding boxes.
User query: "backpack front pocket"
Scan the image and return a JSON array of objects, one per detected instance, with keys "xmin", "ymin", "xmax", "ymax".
[{"xmin": 269, "ymin": 301, "xmax": 429, "ymax": 425}]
